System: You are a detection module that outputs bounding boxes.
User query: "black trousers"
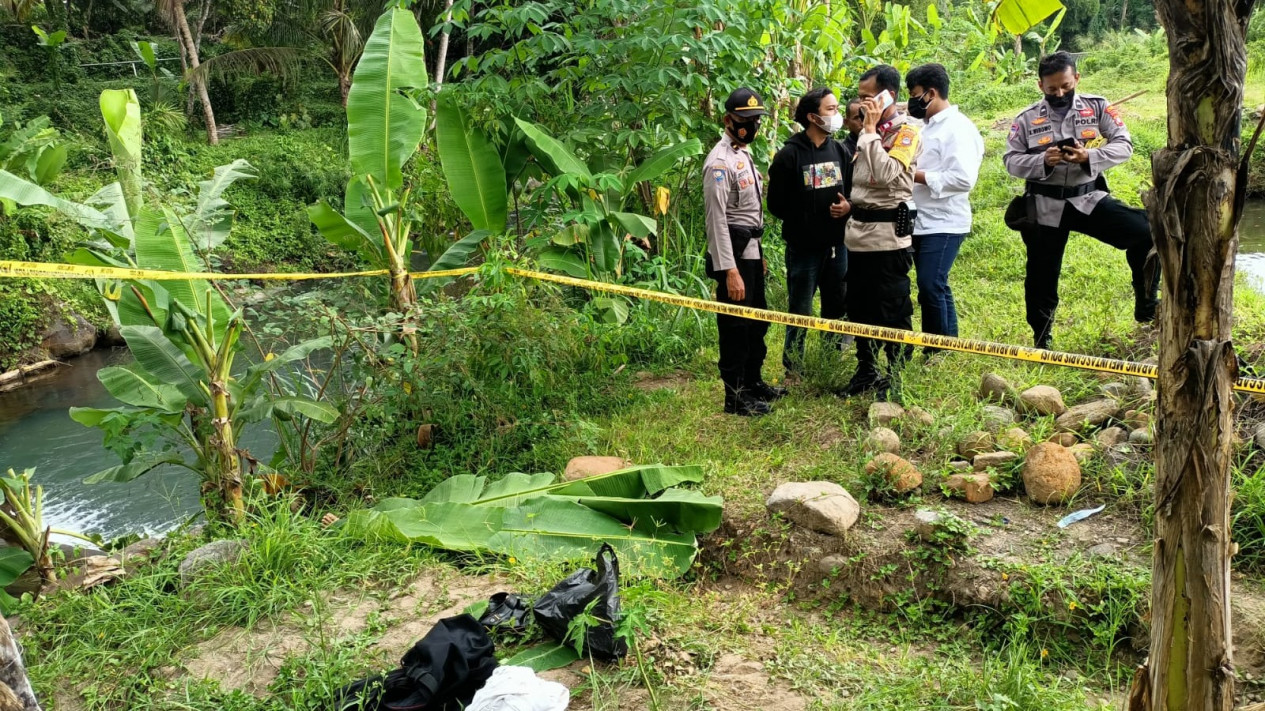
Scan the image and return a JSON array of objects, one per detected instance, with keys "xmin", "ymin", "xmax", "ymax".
[
  {"xmin": 1020, "ymin": 195, "xmax": 1156, "ymax": 347},
  {"xmin": 714, "ymin": 257, "xmax": 769, "ymax": 391},
  {"xmin": 845, "ymin": 247, "xmax": 914, "ymax": 374}
]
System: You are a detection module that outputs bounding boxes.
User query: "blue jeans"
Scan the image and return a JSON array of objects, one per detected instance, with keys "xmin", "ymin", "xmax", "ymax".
[
  {"xmin": 913, "ymin": 232, "xmax": 965, "ymax": 338},
  {"xmin": 782, "ymin": 243, "xmax": 847, "ymax": 373}
]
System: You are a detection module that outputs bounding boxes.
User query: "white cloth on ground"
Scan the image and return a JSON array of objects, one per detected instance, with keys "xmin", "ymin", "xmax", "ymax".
[{"xmin": 466, "ymin": 665, "xmax": 570, "ymax": 711}]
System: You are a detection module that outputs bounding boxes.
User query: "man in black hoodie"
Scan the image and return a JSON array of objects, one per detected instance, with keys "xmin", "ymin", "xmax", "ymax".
[{"xmin": 768, "ymin": 87, "xmax": 852, "ymax": 378}]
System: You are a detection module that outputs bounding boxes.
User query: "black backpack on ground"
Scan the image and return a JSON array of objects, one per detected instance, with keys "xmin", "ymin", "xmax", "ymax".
[{"xmin": 331, "ymin": 614, "xmax": 498, "ymax": 711}]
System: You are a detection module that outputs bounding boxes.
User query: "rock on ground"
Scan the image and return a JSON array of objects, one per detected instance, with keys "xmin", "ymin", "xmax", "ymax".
[
  {"xmin": 1069, "ymin": 443, "xmax": 1095, "ymax": 465},
  {"xmin": 1095, "ymin": 427, "xmax": 1128, "ymax": 448},
  {"xmin": 179, "ymin": 540, "xmax": 249, "ymax": 589},
  {"xmin": 981, "ymin": 405, "xmax": 1018, "ymax": 433},
  {"xmin": 945, "ymin": 473, "xmax": 995, "ymax": 503},
  {"xmin": 1022, "ymin": 443, "xmax": 1082, "ymax": 505},
  {"xmin": 41, "ymin": 312, "xmax": 97, "ymax": 359},
  {"xmin": 907, "ymin": 406, "xmax": 935, "ymax": 426},
  {"xmin": 865, "ymin": 427, "xmax": 901, "ymax": 455},
  {"xmin": 1019, "ymin": 385, "xmax": 1067, "ymax": 416},
  {"xmin": 1048, "ymin": 432, "xmax": 1078, "ymax": 448},
  {"xmin": 865, "ymin": 453, "xmax": 922, "ymax": 494},
  {"xmin": 1101, "ymin": 383, "xmax": 1129, "ymax": 399},
  {"xmin": 766, "ymin": 482, "xmax": 860, "ymax": 536},
  {"xmin": 1055, "ymin": 399, "xmax": 1120, "ymax": 432},
  {"xmin": 947, "ymin": 461, "xmax": 973, "ymax": 474},
  {"xmin": 564, "ymin": 456, "xmax": 631, "ymax": 481},
  {"xmin": 957, "ymin": 431, "xmax": 994, "ymax": 459},
  {"xmin": 1129, "ymin": 428, "xmax": 1153, "ymax": 446},
  {"xmin": 1253, "ymin": 423, "xmax": 1265, "ymax": 451},
  {"xmin": 997, "ymin": 427, "xmax": 1033, "ymax": 452},
  {"xmin": 973, "ymin": 451, "xmax": 1018, "ymax": 471},
  {"xmin": 979, "ymin": 373, "xmax": 1017, "ymax": 404},
  {"xmin": 868, "ymin": 402, "xmax": 906, "ymax": 427},
  {"xmin": 1123, "ymin": 410, "xmax": 1152, "ymax": 431}
]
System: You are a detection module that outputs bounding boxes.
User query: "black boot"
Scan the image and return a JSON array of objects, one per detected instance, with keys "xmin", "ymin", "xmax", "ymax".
[
  {"xmin": 837, "ymin": 367, "xmax": 886, "ymax": 398},
  {"xmin": 748, "ymin": 380, "xmax": 787, "ymax": 401},
  {"xmin": 724, "ymin": 382, "xmax": 771, "ymax": 416},
  {"xmin": 1134, "ymin": 249, "xmax": 1160, "ymax": 323}
]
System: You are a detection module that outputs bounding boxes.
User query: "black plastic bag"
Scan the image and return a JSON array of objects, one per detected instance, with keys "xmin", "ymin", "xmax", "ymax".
[
  {"xmin": 478, "ymin": 592, "xmax": 531, "ymax": 636},
  {"xmin": 331, "ymin": 614, "xmax": 497, "ymax": 710},
  {"xmin": 531, "ymin": 543, "xmax": 628, "ymax": 661}
]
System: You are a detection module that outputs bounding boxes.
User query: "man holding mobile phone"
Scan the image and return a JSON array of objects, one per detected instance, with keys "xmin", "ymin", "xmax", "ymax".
[
  {"xmin": 1002, "ymin": 51, "xmax": 1158, "ymax": 350},
  {"xmin": 840, "ymin": 65, "xmax": 922, "ymax": 401}
]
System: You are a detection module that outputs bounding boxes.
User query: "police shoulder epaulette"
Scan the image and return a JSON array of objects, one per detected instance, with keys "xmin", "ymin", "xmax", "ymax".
[{"xmin": 1018, "ymin": 100, "xmax": 1045, "ymax": 117}]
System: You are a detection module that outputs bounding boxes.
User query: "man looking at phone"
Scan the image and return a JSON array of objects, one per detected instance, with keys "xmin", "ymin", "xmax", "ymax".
[
  {"xmin": 1003, "ymin": 51, "xmax": 1158, "ymax": 350},
  {"xmin": 840, "ymin": 65, "xmax": 921, "ymax": 401},
  {"xmin": 768, "ymin": 87, "xmax": 851, "ymax": 379}
]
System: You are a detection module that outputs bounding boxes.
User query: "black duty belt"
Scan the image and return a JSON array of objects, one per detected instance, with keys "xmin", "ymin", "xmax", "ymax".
[
  {"xmin": 727, "ymin": 224, "xmax": 764, "ymax": 239},
  {"xmin": 1025, "ymin": 181, "xmax": 1098, "ymax": 200},
  {"xmin": 850, "ymin": 207, "xmax": 899, "ymax": 223}
]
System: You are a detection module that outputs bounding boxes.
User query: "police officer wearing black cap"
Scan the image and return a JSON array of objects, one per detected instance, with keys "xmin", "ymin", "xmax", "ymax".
[{"xmin": 704, "ymin": 87, "xmax": 786, "ymax": 416}]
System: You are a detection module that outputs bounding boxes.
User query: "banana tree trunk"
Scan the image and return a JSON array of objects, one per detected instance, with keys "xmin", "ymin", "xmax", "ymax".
[
  {"xmin": 1127, "ymin": 0, "xmax": 1256, "ymax": 707},
  {"xmin": 208, "ymin": 385, "xmax": 243, "ymax": 522},
  {"xmin": 172, "ymin": 0, "xmax": 218, "ymax": 145},
  {"xmin": 0, "ymin": 615, "xmax": 41, "ymax": 710}
]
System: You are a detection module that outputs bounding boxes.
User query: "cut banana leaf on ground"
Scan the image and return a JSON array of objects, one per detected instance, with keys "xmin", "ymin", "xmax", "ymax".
[
  {"xmin": 342, "ymin": 464, "xmax": 719, "ymax": 578},
  {"xmin": 501, "ymin": 643, "xmax": 582, "ymax": 672}
]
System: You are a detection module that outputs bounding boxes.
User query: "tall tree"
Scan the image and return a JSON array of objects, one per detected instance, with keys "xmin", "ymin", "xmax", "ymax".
[
  {"xmin": 1128, "ymin": 0, "xmax": 1258, "ymax": 707},
  {"xmin": 160, "ymin": 0, "xmax": 219, "ymax": 145}
]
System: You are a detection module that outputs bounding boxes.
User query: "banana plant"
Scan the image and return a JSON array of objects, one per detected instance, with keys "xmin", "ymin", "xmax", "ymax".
[
  {"xmin": 311, "ymin": 8, "xmax": 499, "ymax": 312},
  {"xmin": 0, "ymin": 89, "xmax": 336, "ymax": 523},
  {"xmin": 512, "ymin": 117, "xmax": 701, "ymax": 322}
]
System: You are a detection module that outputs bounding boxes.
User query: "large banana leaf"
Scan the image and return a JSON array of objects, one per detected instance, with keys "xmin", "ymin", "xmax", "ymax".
[
  {"xmin": 349, "ymin": 465, "xmax": 717, "ymax": 577},
  {"xmin": 427, "ymin": 229, "xmax": 493, "ymax": 272},
  {"xmin": 99, "ymin": 89, "xmax": 143, "ymax": 223},
  {"xmin": 0, "ymin": 169, "xmax": 116, "ymax": 230},
  {"xmin": 346, "ymin": 7, "xmax": 428, "ymax": 192},
  {"xmin": 513, "ymin": 118, "xmax": 592, "ymax": 181},
  {"xmin": 309, "ymin": 200, "xmax": 373, "ymax": 254},
  {"xmin": 992, "ymin": 0, "xmax": 1063, "ymax": 34},
  {"xmin": 98, "ymin": 364, "xmax": 186, "ymax": 413},
  {"xmin": 133, "ymin": 206, "xmax": 230, "ymax": 335},
  {"xmin": 435, "ymin": 97, "xmax": 507, "ymax": 232},
  {"xmin": 120, "ymin": 325, "xmax": 208, "ymax": 405},
  {"xmin": 587, "ymin": 219, "xmax": 620, "ymax": 273},
  {"xmin": 623, "ymin": 138, "xmax": 703, "ymax": 189},
  {"xmin": 192, "ymin": 159, "xmax": 256, "ymax": 252},
  {"xmin": 611, "ymin": 211, "xmax": 656, "ymax": 239},
  {"xmin": 82, "ymin": 450, "xmax": 186, "ymax": 484}
]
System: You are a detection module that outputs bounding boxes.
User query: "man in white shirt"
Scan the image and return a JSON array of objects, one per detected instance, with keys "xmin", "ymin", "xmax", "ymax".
[{"xmin": 905, "ymin": 63, "xmax": 984, "ymax": 351}]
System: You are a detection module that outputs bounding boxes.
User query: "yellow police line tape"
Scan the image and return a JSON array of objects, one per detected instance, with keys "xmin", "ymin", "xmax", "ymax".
[
  {"xmin": 0, "ymin": 259, "xmax": 479, "ymax": 282},
  {"xmin": 4, "ymin": 258, "xmax": 1264, "ymax": 395}
]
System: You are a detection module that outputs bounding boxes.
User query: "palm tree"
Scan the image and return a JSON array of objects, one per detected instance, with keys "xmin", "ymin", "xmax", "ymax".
[{"xmin": 158, "ymin": 0, "xmax": 218, "ymax": 144}]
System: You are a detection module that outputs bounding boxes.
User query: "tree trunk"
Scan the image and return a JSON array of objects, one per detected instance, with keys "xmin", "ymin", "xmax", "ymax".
[
  {"xmin": 0, "ymin": 615, "xmax": 42, "ymax": 710},
  {"xmin": 193, "ymin": 0, "xmax": 212, "ymax": 55},
  {"xmin": 1128, "ymin": 0, "xmax": 1256, "ymax": 707},
  {"xmin": 172, "ymin": 0, "xmax": 218, "ymax": 145},
  {"xmin": 1120, "ymin": 0, "xmax": 1129, "ymax": 27},
  {"xmin": 208, "ymin": 385, "xmax": 243, "ymax": 522},
  {"xmin": 433, "ymin": 0, "xmax": 453, "ymax": 86},
  {"xmin": 338, "ymin": 72, "xmax": 351, "ymax": 107}
]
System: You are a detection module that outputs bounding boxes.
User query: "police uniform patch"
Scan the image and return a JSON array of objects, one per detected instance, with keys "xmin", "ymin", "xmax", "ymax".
[
  {"xmin": 1081, "ymin": 129, "xmax": 1097, "ymax": 139},
  {"xmin": 1009, "ymin": 122, "xmax": 1019, "ymax": 136},
  {"xmin": 737, "ymin": 161, "xmax": 745, "ymax": 169},
  {"xmin": 1079, "ymin": 107, "xmax": 1094, "ymax": 117},
  {"xmin": 887, "ymin": 125, "xmax": 921, "ymax": 169},
  {"xmin": 1032, "ymin": 117, "xmax": 1048, "ymax": 126},
  {"xmin": 712, "ymin": 167, "xmax": 726, "ymax": 184},
  {"xmin": 1038, "ymin": 136, "xmax": 1052, "ymax": 145},
  {"xmin": 900, "ymin": 136, "xmax": 912, "ymax": 146},
  {"xmin": 1105, "ymin": 105, "xmax": 1124, "ymax": 126}
]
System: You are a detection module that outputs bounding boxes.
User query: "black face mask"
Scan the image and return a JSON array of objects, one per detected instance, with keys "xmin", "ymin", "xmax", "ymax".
[
  {"xmin": 907, "ymin": 92, "xmax": 931, "ymax": 120},
  {"xmin": 729, "ymin": 118, "xmax": 760, "ymax": 144},
  {"xmin": 1045, "ymin": 89, "xmax": 1074, "ymax": 109}
]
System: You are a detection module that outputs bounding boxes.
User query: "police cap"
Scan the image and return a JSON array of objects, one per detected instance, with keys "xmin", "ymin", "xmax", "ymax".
[{"xmin": 724, "ymin": 88, "xmax": 768, "ymax": 118}]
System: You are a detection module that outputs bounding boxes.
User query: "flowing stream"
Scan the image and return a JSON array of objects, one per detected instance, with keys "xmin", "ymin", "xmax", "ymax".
[{"xmin": 3, "ymin": 213, "xmax": 1265, "ymax": 541}]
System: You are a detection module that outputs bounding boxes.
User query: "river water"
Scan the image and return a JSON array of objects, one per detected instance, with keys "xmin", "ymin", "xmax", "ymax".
[{"xmin": 2, "ymin": 214, "xmax": 1265, "ymax": 541}]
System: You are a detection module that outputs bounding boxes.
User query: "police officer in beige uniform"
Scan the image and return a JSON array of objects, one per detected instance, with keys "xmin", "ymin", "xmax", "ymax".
[
  {"xmin": 1003, "ymin": 51, "xmax": 1158, "ymax": 350},
  {"xmin": 841, "ymin": 65, "xmax": 922, "ymax": 400},
  {"xmin": 704, "ymin": 88, "xmax": 785, "ymax": 416}
]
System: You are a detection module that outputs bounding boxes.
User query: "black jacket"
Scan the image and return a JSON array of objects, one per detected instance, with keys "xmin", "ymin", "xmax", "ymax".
[{"xmin": 767, "ymin": 131, "xmax": 851, "ymax": 250}]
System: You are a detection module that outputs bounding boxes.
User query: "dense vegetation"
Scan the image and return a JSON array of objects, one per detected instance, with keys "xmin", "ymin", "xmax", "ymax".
[{"xmin": 2, "ymin": 0, "xmax": 1265, "ymax": 708}]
